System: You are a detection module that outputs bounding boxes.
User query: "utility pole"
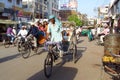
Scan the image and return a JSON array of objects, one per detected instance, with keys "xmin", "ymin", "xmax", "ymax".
[
  {"xmin": 42, "ymin": 0, "xmax": 44, "ymax": 20},
  {"xmin": 32, "ymin": 0, "xmax": 35, "ymax": 22},
  {"xmin": 13, "ymin": 0, "xmax": 16, "ymax": 21}
]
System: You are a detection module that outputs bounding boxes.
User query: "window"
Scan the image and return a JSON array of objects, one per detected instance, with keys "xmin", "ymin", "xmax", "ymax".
[
  {"xmin": 54, "ymin": 0, "xmax": 56, "ymax": 2},
  {"xmin": 8, "ymin": 0, "xmax": 12, "ymax": 2},
  {"xmin": 16, "ymin": 0, "xmax": 20, "ymax": 5},
  {"xmin": 22, "ymin": 5, "xmax": 28, "ymax": 8}
]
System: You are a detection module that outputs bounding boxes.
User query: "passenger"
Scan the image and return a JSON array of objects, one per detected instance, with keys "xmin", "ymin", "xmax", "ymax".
[
  {"xmin": 27, "ymin": 22, "xmax": 39, "ymax": 49},
  {"xmin": 38, "ymin": 23, "xmax": 44, "ymax": 31},
  {"xmin": 43, "ymin": 21, "xmax": 48, "ymax": 36},
  {"xmin": 38, "ymin": 22, "xmax": 45, "ymax": 36}
]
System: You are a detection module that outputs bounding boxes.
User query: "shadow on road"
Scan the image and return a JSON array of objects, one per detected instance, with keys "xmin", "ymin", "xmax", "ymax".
[
  {"xmin": 61, "ymin": 46, "xmax": 87, "ymax": 63},
  {"xmin": 27, "ymin": 66, "xmax": 78, "ymax": 80},
  {"xmin": 74, "ymin": 47, "xmax": 87, "ymax": 63},
  {"xmin": 0, "ymin": 53, "xmax": 21, "ymax": 63},
  {"xmin": 27, "ymin": 49, "xmax": 46, "ymax": 58},
  {"xmin": 77, "ymin": 39, "xmax": 84, "ymax": 44}
]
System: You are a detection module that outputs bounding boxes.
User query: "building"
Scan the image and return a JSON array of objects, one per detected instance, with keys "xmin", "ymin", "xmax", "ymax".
[
  {"xmin": 22, "ymin": 0, "xmax": 59, "ymax": 20},
  {"xmin": 59, "ymin": 0, "xmax": 78, "ymax": 21},
  {"xmin": 97, "ymin": 5, "xmax": 109, "ymax": 26},
  {"xmin": 0, "ymin": 0, "xmax": 22, "ymax": 20},
  {"xmin": 68, "ymin": 0, "xmax": 78, "ymax": 11},
  {"xmin": 22, "ymin": 0, "xmax": 48, "ymax": 21},
  {"xmin": 47, "ymin": 0, "xmax": 59, "ymax": 17},
  {"xmin": 108, "ymin": 0, "xmax": 120, "ymax": 27},
  {"xmin": 59, "ymin": 9, "xmax": 77, "ymax": 21}
]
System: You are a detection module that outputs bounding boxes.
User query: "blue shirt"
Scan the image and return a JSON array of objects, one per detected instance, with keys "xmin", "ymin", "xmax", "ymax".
[{"xmin": 28, "ymin": 25, "xmax": 39, "ymax": 37}]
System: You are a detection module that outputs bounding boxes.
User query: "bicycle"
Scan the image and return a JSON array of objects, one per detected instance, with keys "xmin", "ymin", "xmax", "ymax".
[
  {"xmin": 20, "ymin": 35, "xmax": 44, "ymax": 59},
  {"xmin": 44, "ymin": 41, "xmax": 63, "ymax": 78},
  {"xmin": 17, "ymin": 37, "xmax": 26, "ymax": 52},
  {"xmin": 44, "ymin": 23, "xmax": 77, "ymax": 78},
  {"xmin": 44, "ymin": 40, "xmax": 77, "ymax": 78},
  {"xmin": 2, "ymin": 34, "xmax": 17, "ymax": 48},
  {"xmin": 20, "ymin": 37, "xmax": 33, "ymax": 59}
]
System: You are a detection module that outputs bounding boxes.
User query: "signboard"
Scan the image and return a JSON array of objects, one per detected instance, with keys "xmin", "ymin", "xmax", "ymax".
[
  {"xmin": 0, "ymin": 3, "xmax": 4, "ymax": 12},
  {"xmin": 0, "ymin": 7, "xmax": 4, "ymax": 12},
  {"xmin": 17, "ymin": 10, "xmax": 23, "ymax": 17},
  {"xmin": 2, "ymin": 13, "xmax": 11, "ymax": 16},
  {"xmin": 18, "ymin": 17, "xmax": 28, "ymax": 22}
]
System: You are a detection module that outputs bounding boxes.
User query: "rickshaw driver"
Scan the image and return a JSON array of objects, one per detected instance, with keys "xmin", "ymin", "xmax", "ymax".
[
  {"xmin": 27, "ymin": 22, "xmax": 40, "ymax": 50},
  {"xmin": 46, "ymin": 15, "xmax": 64, "ymax": 57}
]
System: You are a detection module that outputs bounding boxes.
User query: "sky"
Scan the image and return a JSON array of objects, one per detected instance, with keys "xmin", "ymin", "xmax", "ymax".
[{"xmin": 60, "ymin": 0, "xmax": 110, "ymax": 17}]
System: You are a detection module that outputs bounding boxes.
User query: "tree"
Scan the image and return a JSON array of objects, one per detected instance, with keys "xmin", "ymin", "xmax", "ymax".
[{"xmin": 68, "ymin": 14, "xmax": 83, "ymax": 26}]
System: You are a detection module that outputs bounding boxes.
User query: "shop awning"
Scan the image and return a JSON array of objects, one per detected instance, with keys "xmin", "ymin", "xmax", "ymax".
[{"xmin": 0, "ymin": 19, "xmax": 18, "ymax": 24}]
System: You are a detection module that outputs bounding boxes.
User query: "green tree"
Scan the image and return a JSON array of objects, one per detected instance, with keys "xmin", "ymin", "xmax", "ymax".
[{"xmin": 68, "ymin": 14, "xmax": 83, "ymax": 26}]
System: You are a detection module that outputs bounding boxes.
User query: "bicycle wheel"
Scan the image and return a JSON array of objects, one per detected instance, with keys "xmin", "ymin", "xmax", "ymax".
[
  {"xmin": 73, "ymin": 44, "xmax": 77, "ymax": 63},
  {"xmin": 18, "ymin": 42, "xmax": 22, "ymax": 52},
  {"xmin": 3, "ymin": 39, "xmax": 10, "ymax": 48},
  {"xmin": 70, "ymin": 42, "xmax": 77, "ymax": 63},
  {"xmin": 44, "ymin": 53, "xmax": 53, "ymax": 78},
  {"xmin": 21, "ymin": 43, "xmax": 31, "ymax": 59}
]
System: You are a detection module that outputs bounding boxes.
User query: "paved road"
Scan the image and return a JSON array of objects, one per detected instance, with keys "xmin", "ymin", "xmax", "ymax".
[{"xmin": 0, "ymin": 37, "xmax": 111, "ymax": 80}]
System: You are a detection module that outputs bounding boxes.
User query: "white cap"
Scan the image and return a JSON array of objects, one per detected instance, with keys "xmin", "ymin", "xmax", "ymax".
[{"xmin": 22, "ymin": 26, "xmax": 25, "ymax": 28}]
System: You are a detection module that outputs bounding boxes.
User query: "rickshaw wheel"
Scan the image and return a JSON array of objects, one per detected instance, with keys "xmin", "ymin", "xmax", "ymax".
[{"xmin": 70, "ymin": 42, "xmax": 77, "ymax": 63}]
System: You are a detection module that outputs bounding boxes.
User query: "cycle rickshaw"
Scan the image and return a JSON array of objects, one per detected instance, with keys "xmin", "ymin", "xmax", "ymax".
[
  {"xmin": 44, "ymin": 21, "xmax": 77, "ymax": 78},
  {"xmin": 102, "ymin": 34, "xmax": 120, "ymax": 80}
]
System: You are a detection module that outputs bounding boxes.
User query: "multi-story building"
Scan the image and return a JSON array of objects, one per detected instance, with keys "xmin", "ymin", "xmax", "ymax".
[
  {"xmin": 97, "ymin": 5, "xmax": 109, "ymax": 26},
  {"xmin": 68, "ymin": 0, "xmax": 78, "ymax": 11},
  {"xmin": 0, "ymin": 0, "xmax": 22, "ymax": 20},
  {"xmin": 48, "ymin": 0, "xmax": 59, "ymax": 17},
  {"xmin": 22, "ymin": 0, "xmax": 60, "ymax": 20},
  {"xmin": 59, "ymin": 9, "xmax": 77, "ymax": 21},
  {"xmin": 108, "ymin": 0, "xmax": 120, "ymax": 27},
  {"xmin": 59, "ymin": 0, "xmax": 78, "ymax": 21},
  {"xmin": 22, "ymin": 0, "xmax": 48, "ymax": 20}
]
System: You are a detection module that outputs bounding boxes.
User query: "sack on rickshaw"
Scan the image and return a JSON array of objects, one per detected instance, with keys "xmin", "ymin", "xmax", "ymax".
[{"xmin": 38, "ymin": 35, "xmax": 46, "ymax": 45}]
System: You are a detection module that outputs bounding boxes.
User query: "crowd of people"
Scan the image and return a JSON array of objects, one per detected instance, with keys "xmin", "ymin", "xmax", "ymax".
[
  {"xmin": 6, "ymin": 20, "xmax": 49, "ymax": 48},
  {"xmin": 6, "ymin": 14, "xmax": 120, "ymax": 57},
  {"xmin": 5, "ymin": 15, "xmax": 73, "ymax": 57}
]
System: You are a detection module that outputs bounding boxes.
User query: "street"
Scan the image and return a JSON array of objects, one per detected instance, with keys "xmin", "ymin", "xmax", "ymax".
[{"xmin": 0, "ymin": 36, "xmax": 111, "ymax": 80}]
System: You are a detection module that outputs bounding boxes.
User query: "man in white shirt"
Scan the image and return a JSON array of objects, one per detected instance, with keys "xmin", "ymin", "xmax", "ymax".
[{"xmin": 17, "ymin": 26, "xmax": 28, "ymax": 38}]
